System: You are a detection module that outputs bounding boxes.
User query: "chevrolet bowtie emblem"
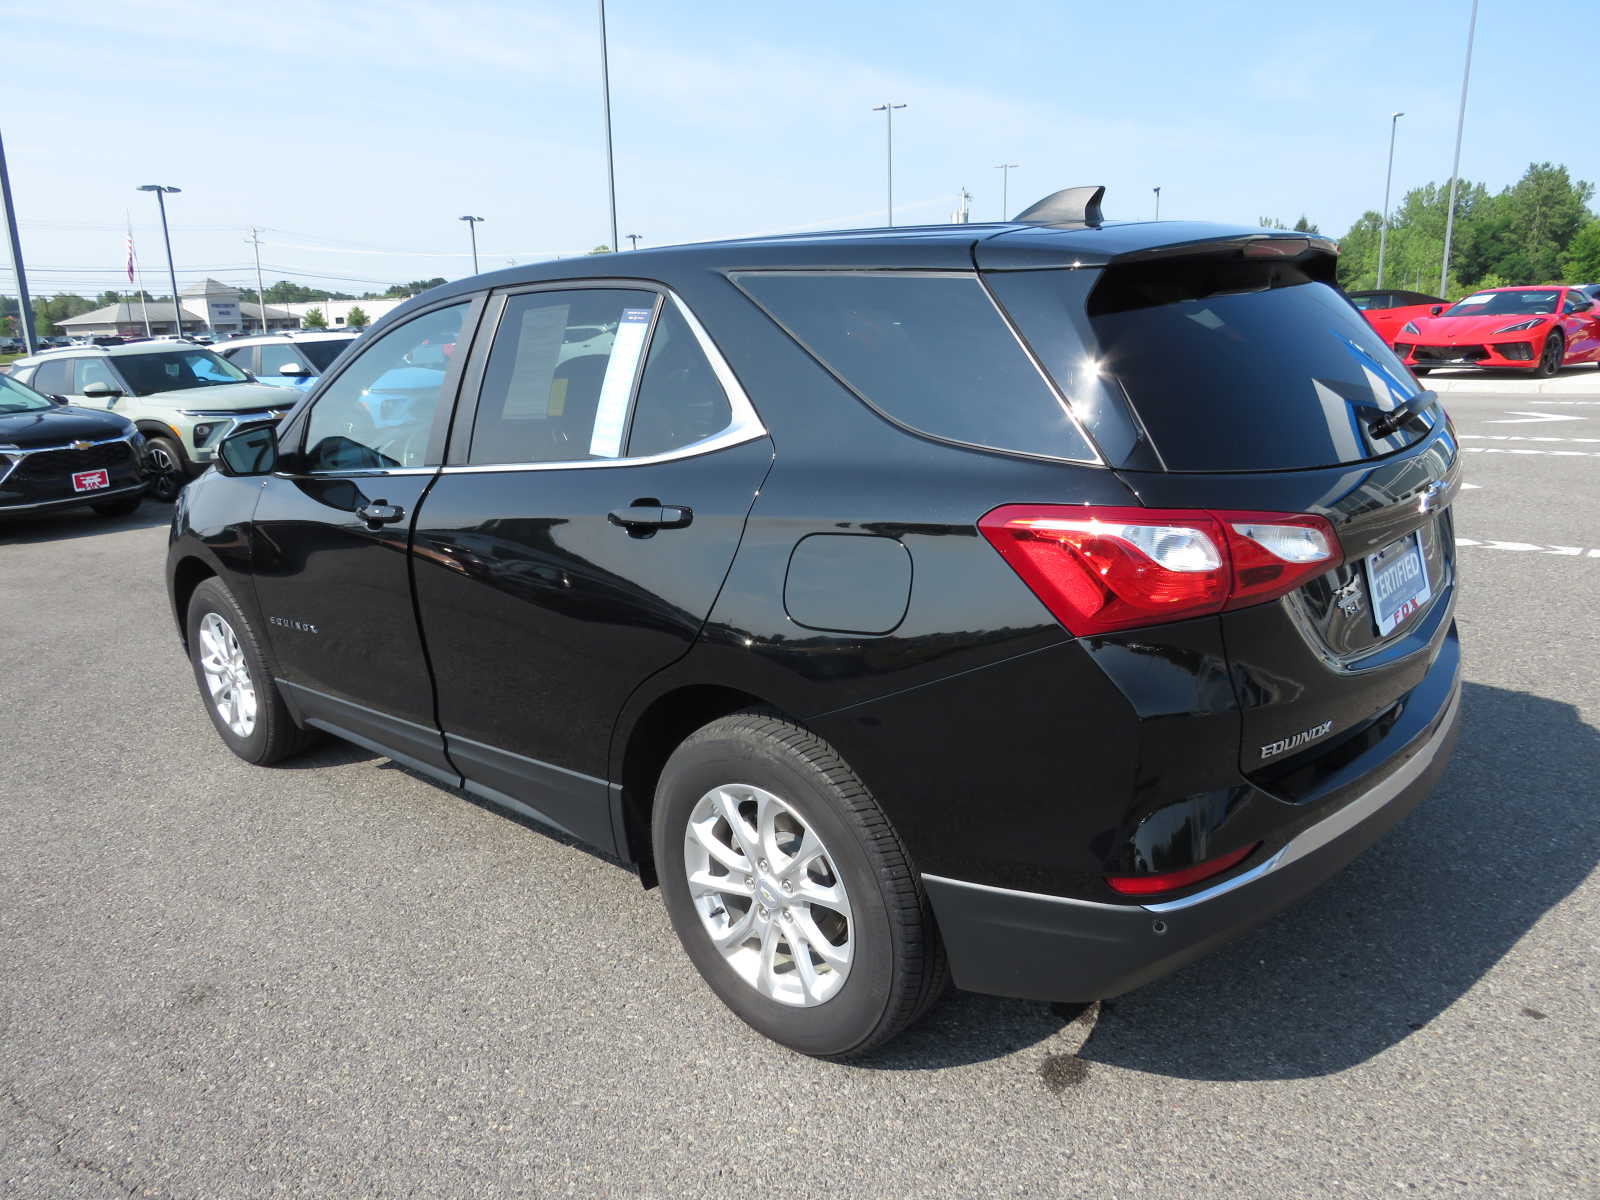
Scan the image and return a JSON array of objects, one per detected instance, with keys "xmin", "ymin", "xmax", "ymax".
[{"xmin": 70, "ymin": 441, "xmax": 93, "ymax": 451}]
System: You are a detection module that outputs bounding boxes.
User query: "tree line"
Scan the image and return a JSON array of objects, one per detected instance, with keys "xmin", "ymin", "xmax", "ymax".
[{"xmin": 1333, "ymin": 162, "xmax": 1598, "ymax": 296}]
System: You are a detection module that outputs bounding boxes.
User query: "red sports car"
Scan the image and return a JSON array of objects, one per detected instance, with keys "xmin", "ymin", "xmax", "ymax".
[
  {"xmin": 1346, "ymin": 289, "xmax": 1448, "ymax": 344},
  {"xmin": 1392, "ymin": 285, "xmax": 1600, "ymax": 377}
]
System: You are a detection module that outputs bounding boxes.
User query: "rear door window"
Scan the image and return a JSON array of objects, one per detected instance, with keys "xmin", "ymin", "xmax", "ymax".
[
  {"xmin": 992, "ymin": 259, "xmax": 1435, "ymax": 472},
  {"xmin": 732, "ymin": 271, "xmax": 1096, "ymax": 463},
  {"xmin": 30, "ymin": 358, "xmax": 73, "ymax": 395},
  {"xmin": 466, "ymin": 289, "xmax": 658, "ymax": 465}
]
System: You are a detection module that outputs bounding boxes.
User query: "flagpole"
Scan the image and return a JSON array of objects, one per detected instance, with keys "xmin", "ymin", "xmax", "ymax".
[{"xmin": 127, "ymin": 213, "xmax": 151, "ymax": 337}]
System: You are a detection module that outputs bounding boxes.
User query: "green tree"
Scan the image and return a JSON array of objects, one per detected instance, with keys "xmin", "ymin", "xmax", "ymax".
[
  {"xmin": 303, "ymin": 306, "xmax": 328, "ymax": 329},
  {"xmin": 1258, "ymin": 217, "xmax": 1289, "ymax": 229},
  {"xmin": 382, "ymin": 278, "xmax": 446, "ymax": 299},
  {"xmin": 346, "ymin": 305, "xmax": 370, "ymax": 329},
  {"xmin": 587, "ymin": 244, "xmax": 612, "ymax": 254},
  {"xmin": 1563, "ymin": 220, "xmax": 1600, "ymax": 281},
  {"xmin": 1292, "ymin": 215, "xmax": 1320, "ymax": 234}
]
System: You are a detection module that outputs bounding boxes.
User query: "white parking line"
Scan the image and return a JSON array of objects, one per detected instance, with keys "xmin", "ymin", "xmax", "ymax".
[
  {"xmin": 1457, "ymin": 537, "xmax": 1600, "ymax": 558},
  {"xmin": 1459, "ymin": 434, "xmax": 1600, "ymax": 443},
  {"xmin": 1460, "ymin": 447, "xmax": 1600, "ymax": 457},
  {"xmin": 1485, "ymin": 411, "xmax": 1586, "ymax": 425},
  {"xmin": 1525, "ymin": 399, "xmax": 1600, "ymax": 405}
]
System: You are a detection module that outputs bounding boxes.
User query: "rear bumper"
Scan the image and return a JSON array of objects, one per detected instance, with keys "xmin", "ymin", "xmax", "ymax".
[{"xmin": 925, "ymin": 671, "xmax": 1462, "ymax": 1002}]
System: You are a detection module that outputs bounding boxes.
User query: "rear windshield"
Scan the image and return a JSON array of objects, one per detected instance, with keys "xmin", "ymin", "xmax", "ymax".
[
  {"xmin": 731, "ymin": 271, "xmax": 1096, "ymax": 463},
  {"xmin": 991, "ymin": 259, "xmax": 1436, "ymax": 472}
]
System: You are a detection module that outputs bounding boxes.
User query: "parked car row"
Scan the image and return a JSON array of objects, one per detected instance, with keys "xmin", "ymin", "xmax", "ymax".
[{"xmin": 1349, "ymin": 284, "xmax": 1600, "ymax": 377}]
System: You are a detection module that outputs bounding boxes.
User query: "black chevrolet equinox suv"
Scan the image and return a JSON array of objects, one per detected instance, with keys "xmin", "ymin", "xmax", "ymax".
[{"xmin": 167, "ymin": 187, "xmax": 1462, "ymax": 1058}]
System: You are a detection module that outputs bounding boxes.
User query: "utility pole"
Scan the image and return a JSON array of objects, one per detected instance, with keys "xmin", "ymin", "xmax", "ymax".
[
  {"xmin": 873, "ymin": 103, "xmax": 907, "ymax": 226},
  {"xmin": 598, "ymin": 0, "xmax": 619, "ymax": 254},
  {"xmin": 994, "ymin": 163, "xmax": 1019, "ymax": 220},
  {"xmin": 137, "ymin": 184, "xmax": 183, "ymax": 336},
  {"xmin": 1153, "ymin": 186, "xmax": 1161, "ymax": 220},
  {"xmin": 1377, "ymin": 112, "xmax": 1404, "ymax": 289},
  {"xmin": 626, "ymin": 233, "xmax": 641, "ymax": 250},
  {"xmin": 1, "ymin": 129, "xmax": 38, "ymax": 355},
  {"xmin": 1440, "ymin": 0, "xmax": 1479, "ymax": 297},
  {"xmin": 246, "ymin": 227, "xmax": 268, "ymax": 331}
]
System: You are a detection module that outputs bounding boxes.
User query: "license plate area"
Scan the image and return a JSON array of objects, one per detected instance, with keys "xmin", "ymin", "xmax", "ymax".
[
  {"xmin": 1364, "ymin": 530, "xmax": 1432, "ymax": 636},
  {"xmin": 71, "ymin": 468, "xmax": 110, "ymax": 493}
]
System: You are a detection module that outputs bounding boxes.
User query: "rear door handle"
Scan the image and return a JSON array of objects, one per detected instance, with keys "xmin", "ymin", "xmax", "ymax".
[
  {"xmin": 607, "ymin": 503, "xmax": 693, "ymax": 532},
  {"xmin": 358, "ymin": 500, "xmax": 406, "ymax": 528}
]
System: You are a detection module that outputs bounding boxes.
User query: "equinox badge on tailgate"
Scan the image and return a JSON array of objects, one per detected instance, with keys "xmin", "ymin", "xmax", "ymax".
[{"xmin": 1261, "ymin": 720, "xmax": 1334, "ymax": 760}]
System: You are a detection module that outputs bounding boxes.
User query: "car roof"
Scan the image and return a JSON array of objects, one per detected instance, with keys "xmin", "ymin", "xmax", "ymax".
[
  {"xmin": 12, "ymin": 341, "xmax": 228, "ymax": 366},
  {"xmin": 366, "ymin": 213, "xmax": 1331, "ymax": 338}
]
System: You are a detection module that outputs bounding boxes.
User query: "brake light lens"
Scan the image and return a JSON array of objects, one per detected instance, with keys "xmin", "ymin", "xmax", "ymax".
[
  {"xmin": 978, "ymin": 504, "xmax": 1342, "ymax": 636},
  {"xmin": 1105, "ymin": 842, "xmax": 1261, "ymax": 896}
]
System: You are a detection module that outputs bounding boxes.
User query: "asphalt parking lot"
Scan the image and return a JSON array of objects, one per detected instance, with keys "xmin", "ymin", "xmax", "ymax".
[{"xmin": 3, "ymin": 373, "xmax": 1598, "ymax": 1199}]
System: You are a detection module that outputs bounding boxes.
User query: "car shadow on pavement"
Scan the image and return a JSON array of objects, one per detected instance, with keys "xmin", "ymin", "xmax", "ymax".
[
  {"xmin": 857, "ymin": 681, "xmax": 1598, "ymax": 1076},
  {"xmin": 0, "ymin": 502, "xmax": 172, "ymax": 544}
]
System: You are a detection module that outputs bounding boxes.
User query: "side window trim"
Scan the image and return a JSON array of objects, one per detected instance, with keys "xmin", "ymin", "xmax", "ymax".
[
  {"xmin": 284, "ymin": 293, "xmax": 487, "ymax": 477},
  {"xmin": 441, "ymin": 281, "xmax": 766, "ymax": 474}
]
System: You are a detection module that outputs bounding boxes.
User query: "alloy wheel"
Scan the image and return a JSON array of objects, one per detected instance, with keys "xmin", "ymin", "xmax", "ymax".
[
  {"xmin": 682, "ymin": 784, "xmax": 853, "ymax": 1007},
  {"xmin": 198, "ymin": 612, "xmax": 257, "ymax": 738},
  {"xmin": 147, "ymin": 443, "xmax": 184, "ymax": 502}
]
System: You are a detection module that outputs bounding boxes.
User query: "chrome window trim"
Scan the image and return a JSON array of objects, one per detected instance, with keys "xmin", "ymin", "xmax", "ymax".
[{"xmin": 438, "ymin": 289, "xmax": 767, "ymax": 476}]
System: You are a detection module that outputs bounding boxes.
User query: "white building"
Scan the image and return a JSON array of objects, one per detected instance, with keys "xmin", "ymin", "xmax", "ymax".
[
  {"xmin": 276, "ymin": 297, "xmax": 410, "ymax": 329},
  {"xmin": 55, "ymin": 279, "xmax": 298, "ymax": 338}
]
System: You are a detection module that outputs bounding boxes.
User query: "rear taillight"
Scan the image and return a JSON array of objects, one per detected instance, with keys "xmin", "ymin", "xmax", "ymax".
[
  {"xmin": 1105, "ymin": 842, "xmax": 1261, "ymax": 896},
  {"xmin": 978, "ymin": 504, "xmax": 1342, "ymax": 636}
]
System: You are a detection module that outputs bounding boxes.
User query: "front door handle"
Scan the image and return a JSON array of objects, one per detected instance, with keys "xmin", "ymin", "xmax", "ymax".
[
  {"xmin": 358, "ymin": 499, "xmax": 406, "ymax": 528},
  {"xmin": 607, "ymin": 503, "xmax": 693, "ymax": 532}
]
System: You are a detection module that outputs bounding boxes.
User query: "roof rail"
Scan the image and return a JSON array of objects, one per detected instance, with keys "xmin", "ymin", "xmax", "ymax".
[{"xmin": 1012, "ymin": 185, "xmax": 1105, "ymax": 227}]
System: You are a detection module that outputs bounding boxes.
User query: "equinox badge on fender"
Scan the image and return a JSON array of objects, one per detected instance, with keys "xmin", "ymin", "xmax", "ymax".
[{"xmin": 1261, "ymin": 720, "xmax": 1334, "ymax": 761}]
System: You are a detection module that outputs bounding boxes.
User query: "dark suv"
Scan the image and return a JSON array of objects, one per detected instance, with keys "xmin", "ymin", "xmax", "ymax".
[{"xmin": 166, "ymin": 187, "xmax": 1462, "ymax": 1058}]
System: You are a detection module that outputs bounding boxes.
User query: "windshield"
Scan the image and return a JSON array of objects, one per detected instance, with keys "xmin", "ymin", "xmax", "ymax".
[
  {"xmin": 299, "ymin": 339, "xmax": 353, "ymax": 371},
  {"xmin": 0, "ymin": 373, "xmax": 53, "ymax": 413},
  {"xmin": 1443, "ymin": 289, "xmax": 1563, "ymax": 317},
  {"xmin": 114, "ymin": 349, "xmax": 251, "ymax": 395}
]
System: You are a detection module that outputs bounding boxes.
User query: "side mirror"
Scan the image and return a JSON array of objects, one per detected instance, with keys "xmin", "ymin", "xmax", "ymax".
[
  {"xmin": 1429, "ymin": 305, "xmax": 1444, "ymax": 315},
  {"xmin": 81, "ymin": 381, "xmax": 123, "ymax": 398},
  {"xmin": 49, "ymin": 394, "xmax": 68, "ymax": 406},
  {"xmin": 216, "ymin": 425, "xmax": 279, "ymax": 477},
  {"xmin": 278, "ymin": 361, "xmax": 308, "ymax": 376}
]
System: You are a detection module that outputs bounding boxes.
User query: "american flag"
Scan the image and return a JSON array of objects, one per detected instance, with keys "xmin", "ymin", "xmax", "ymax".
[{"xmin": 125, "ymin": 232, "xmax": 136, "ymax": 283}]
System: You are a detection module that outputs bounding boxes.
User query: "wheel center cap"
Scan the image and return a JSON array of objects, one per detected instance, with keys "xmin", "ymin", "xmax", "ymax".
[{"xmin": 756, "ymin": 880, "xmax": 782, "ymax": 909}]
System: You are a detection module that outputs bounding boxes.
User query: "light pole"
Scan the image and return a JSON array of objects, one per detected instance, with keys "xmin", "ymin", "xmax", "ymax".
[
  {"xmin": 626, "ymin": 233, "xmax": 641, "ymax": 250},
  {"xmin": 597, "ymin": 0, "xmax": 619, "ymax": 253},
  {"xmin": 994, "ymin": 163, "xmax": 1018, "ymax": 220},
  {"xmin": 872, "ymin": 103, "xmax": 906, "ymax": 226},
  {"xmin": 246, "ymin": 227, "xmax": 268, "ymax": 331},
  {"xmin": 1440, "ymin": 0, "xmax": 1479, "ymax": 297},
  {"xmin": 459, "ymin": 215, "xmax": 484, "ymax": 274},
  {"xmin": 0, "ymin": 129, "xmax": 37, "ymax": 354},
  {"xmin": 1153, "ymin": 186, "xmax": 1161, "ymax": 220},
  {"xmin": 137, "ymin": 185, "xmax": 182, "ymax": 336},
  {"xmin": 1377, "ymin": 112, "xmax": 1404, "ymax": 289}
]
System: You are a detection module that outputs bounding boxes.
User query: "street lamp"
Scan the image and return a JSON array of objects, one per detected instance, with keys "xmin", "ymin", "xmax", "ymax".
[
  {"xmin": 1153, "ymin": 186, "xmax": 1161, "ymax": 220},
  {"xmin": 994, "ymin": 163, "xmax": 1019, "ymax": 220},
  {"xmin": 597, "ymin": 0, "xmax": 619, "ymax": 254},
  {"xmin": 137, "ymin": 186, "xmax": 183, "ymax": 336},
  {"xmin": 1377, "ymin": 112, "xmax": 1404, "ymax": 289},
  {"xmin": 459, "ymin": 215, "xmax": 484, "ymax": 274},
  {"xmin": 626, "ymin": 233, "xmax": 641, "ymax": 250},
  {"xmin": 872, "ymin": 103, "xmax": 907, "ymax": 226},
  {"xmin": 1440, "ymin": 0, "xmax": 1479, "ymax": 296}
]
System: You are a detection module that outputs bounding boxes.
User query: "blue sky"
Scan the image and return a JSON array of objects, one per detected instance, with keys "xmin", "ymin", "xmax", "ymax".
[{"xmin": 3, "ymin": 0, "xmax": 1596, "ymax": 299}]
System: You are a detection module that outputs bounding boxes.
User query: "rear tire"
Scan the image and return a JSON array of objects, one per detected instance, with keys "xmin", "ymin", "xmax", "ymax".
[
  {"xmin": 652, "ymin": 711, "xmax": 947, "ymax": 1059},
  {"xmin": 144, "ymin": 435, "xmax": 188, "ymax": 503},
  {"xmin": 91, "ymin": 494, "xmax": 141, "ymax": 517},
  {"xmin": 1411, "ymin": 366, "xmax": 1431, "ymax": 377},
  {"xmin": 186, "ymin": 577, "xmax": 317, "ymax": 765}
]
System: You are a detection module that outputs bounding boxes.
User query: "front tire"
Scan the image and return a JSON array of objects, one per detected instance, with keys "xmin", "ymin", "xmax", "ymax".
[
  {"xmin": 144, "ymin": 435, "xmax": 189, "ymax": 503},
  {"xmin": 1534, "ymin": 331, "xmax": 1564, "ymax": 378},
  {"xmin": 653, "ymin": 711, "xmax": 947, "ymax": 1058},
  {"xmin": 186, "ymin": 577, "xmax": 316, "ymax": 765},
  {"xmin": 1411, "ymin": 366, "xmax": 1431, "ymax": 377}
]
